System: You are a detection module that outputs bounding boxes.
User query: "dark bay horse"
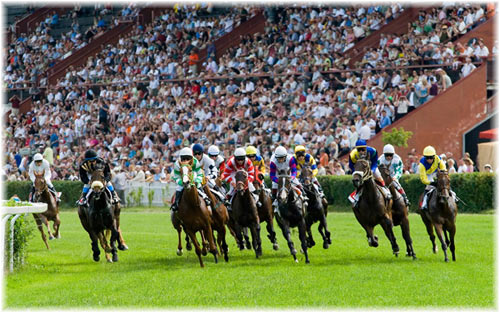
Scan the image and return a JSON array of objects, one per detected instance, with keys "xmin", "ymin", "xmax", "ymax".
[
  {"xmin": 275, "ymin": 174, "xmax": 309, "ymax": 263},
  {"xmin": 227, "ymin": 169, "xmax": 262, "ymax": 258},
  {"xmin": 378, "ymin": 164, "xmax": 416, "ymax": 259},
  {"xmin": 418, "ymin": 170, "xmax": 457, "ymax": 262},
  {"xmin": 174, "ymin": 163, "xmax": 218, "ymax": 267},
  {"xmin": 78, "ymin": 168, "xmax": 120, "ymax": 262},
  {"xmin": 299, "ymin": 167, "xmax": 331, "ymax": 249},
  {"xmin": 352, "ymin": 159, "xmax": 399, "ymax": 256},
  {"xmin": 253, "ymin": 179, "xmax": 279, "ymax": 250},
  {"xmin": 32, "ymin": 172, "xmax": 61, "ymax": 249},
  {"xmin": 203, "ymin": 184, "xmax": 229, "ymax": 262}
]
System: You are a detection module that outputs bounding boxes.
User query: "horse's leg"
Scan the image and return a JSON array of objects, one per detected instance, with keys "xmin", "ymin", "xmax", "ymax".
[
  {"xmin": 249, "ymin": 223, "xmax": 262, "ymax": 258},
  {"xmin": 380, "ymin": 217, "xmax": 400, "ymax": 256},
  {"xmin": 40, "ymin": 214, "xmax": 54, "ymax": 240},
  {"xmin": 280, "ymin": 220, "xmax": 297, "ymax": 262},
  {"xmin": 114, "ymin": 204, "xmax": 128, "ymax": 250},
  {"xmin": 90, "ymin": 233, "xmax": 100, "ymax": 262},
  {"xmin": 53, "ymin": 213, "xmax": 61, "ymax": 239},
  {"xmin": 33, "ymin": 214, "xmax": 50, "ymax": 250},
  {"xmin": 421, "ymin": 214, "xmax": 438, "ymax": 253},
  {"xmin": 434, "ymin": 223, "xmax": 449, "ymax": 262},
  {"xmin": 305, "ymin": 215, "xmax": 315, "ymax": 248},
  {"xmin": 243, "ymin": 227, "xmax": 251, "ymax": 250},
  {"xmin": 448, "ymin": 222, "xmax": 456, "ymax": 261},
  {"xmin": 318, "ymin": 213, "xmax": 331, "ymax": 249},
  {"xmin": 204, "ymin": 224, "xmax": 218, "ymax": 264},
  {"xmin": 233, "ymin": 223, "xmax": 245, "ymax": 251},
  {"xmin": 266, "ymin": 219, "xmax": 279, "ymax": 250},
  {"xmin": 364, "ymin": 226, "xmax": 378, "ymax": 247},
  {"xmin": 400, "ymin": 217, "xmax": 416, "ymax": 259},
  {"xmin": 98, "ymin": 231, "xmax": 112, "ymax": 263},
  {"xmin": 298, "ymin": 220, "xmax": 310, "ymax": 264},
  {"xmin": 443, "ymin": 225, "xmax": 450, "ymax": 246},
  {"xmin": 200, "ymin": 230, "xmax": 208, "ymax": 256},
  {"xmin": 186, "ymin": 229, "xmax": 204, "ymax": 268},
  {"xmin": 185, "ymin": 233, "xmax": 192, "ymax": 251},
  {"xmin": 215, "ymin": 223, "xmax": 229, "ymax": 262}
]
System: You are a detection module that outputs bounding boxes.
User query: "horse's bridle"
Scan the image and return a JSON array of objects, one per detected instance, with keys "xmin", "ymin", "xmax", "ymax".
[
  {"xmin": 34, "ymin": 178, "xmax": 47, "ymax": 202},
  {"xmin": 235, "ymin": 170, "xmax": 248, "ymax": 191}
]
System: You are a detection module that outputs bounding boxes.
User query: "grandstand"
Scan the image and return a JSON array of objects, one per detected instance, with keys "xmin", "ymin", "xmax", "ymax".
[{"xmin": 3, "ymin": 3, "xmax": 497, "ymax": 185}]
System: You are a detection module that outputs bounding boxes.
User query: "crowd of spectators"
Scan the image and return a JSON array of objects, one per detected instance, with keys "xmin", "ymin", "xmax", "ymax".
[{"xmin": 3, "ymin": 4, "xmax": 495, "ymax": 184}]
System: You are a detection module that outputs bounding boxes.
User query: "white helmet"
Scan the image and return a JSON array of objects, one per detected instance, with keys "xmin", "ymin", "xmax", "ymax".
[
  {"xmin": 275, "ymin": 146, "xmax": 287, "ymax": 158},
  {"xmin": 208, "ymin": 145, "xmax": 220, "ymax": 156},
  {"xmin": 234, "ymin": 148, "xmax": 246, "ymax": 158},
  {"xmin": 33, "ymin": 153, "xmax": 43, "ymax": 161},
  {"xmin": 383, "ymin": 144, "xmax": 395, "ymax": 155},
  {"xmin": 179, "ymin": 147, "xmax": 193, "ymax": 157}
]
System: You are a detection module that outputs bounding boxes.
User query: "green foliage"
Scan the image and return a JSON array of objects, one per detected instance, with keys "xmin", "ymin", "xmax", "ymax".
[
  {"xmin": 127, "ymin": 190, "xmax": 136, "ymax": 207},
  {"xmin": 381, "ymin": 127, "xmax": 413, "ymax": 147},
  {"xmin": 4, "ymin": 215, "xmax": 34, "ymax": 270},
  {"xmin": 5, "ymin": 212, "xmax": 495, "ymax": 308},
  {"xmin": 5, "ymin": 181, "xmax": 83, "ymax": 209},
  {"xmin": 135, "ymin": 187, "xmax": 143, "ymax": 206},
  {"xmin": 147, "ymin": 190, "xmax": 155, "ymax": 207},
  {"xmin": 4, "ymin": 198, "xmax": 32, "ymax": 207}
]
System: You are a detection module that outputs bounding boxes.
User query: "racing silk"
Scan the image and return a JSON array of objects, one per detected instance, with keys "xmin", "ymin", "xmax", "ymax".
[
  {"xmin": 29, "ymin": 159, "xmax": 52, "ymax": 185},
  {"xmin": 173, "ymin": 158, "xmax": 203, "ymax": 187},
  {"xmin": 251, "ymin": 155, "xmax": 266, "ymax": 175},
  {"xmin": 269, "ymin": 153, "xmax": 298, "ymax": 184},
  {"xmin": 214, "ymin": 155, "xmax": 225, "ymax": 175},
  {"xmin": 295, "ymin": 153, "xmax": 318, "ymax": 177},
  {"xmin": 349, "ymin": 146, "xmax": 378, "ymax": 172},
  {"xmin": 198, "ymin": 154, "xmax": 218, "ymax": 180},
  {"xmin": 79, "ymin": 157, "xmax": 111, "ymax": 184},
  {"xmin": 377, "ymin": 153, "xmax": 404, "ymax": 180},
  {"xmin": 418, "ymin": 155, "xmax": 446, "ymax": 185},
  {"xmin": 222, "ymin": 156, "xmax": 255, "ymax": 184}
]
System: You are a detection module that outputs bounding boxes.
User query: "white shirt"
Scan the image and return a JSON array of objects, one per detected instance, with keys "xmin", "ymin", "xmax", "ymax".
[{"xmin": 29, "ymin": 159, "xmax": 52, "ymax": 186}]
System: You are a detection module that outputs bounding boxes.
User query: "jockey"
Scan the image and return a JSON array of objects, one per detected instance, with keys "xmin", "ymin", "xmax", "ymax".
[
  {"xmin": 419, "ymin": 145, "xmax": 458, "ymax": 210},
  {"xmin": 348, "ymin": 139, "xmax": 391, "ymax": 207},
  {"xmin": 293, "ymin": 145, "xmax": 326, "ymax": 200},
  {"xmin": 269, "ymin": 145, "xmax": 307, "ymax": 212},
  {"xmin": 221, "ymin": 147, "xmax": 259, "ymax": 209},
  {"xmin": 208, "ymin": 145, "xmax": 225, "ymax": 176},
  {"xmin": 28, "ymin": 153, "xmax": 60, "ymax": 203},
  {"xmin": 171, "ymin": 147, "xmax": 210, "ymax": 212},
  {"xmin": 76, "ymin": 149, "xmax": 120, "ymax": 207},
  {"xmin": 246, "ymin": 145, "xmax": 266, "ymax": 186},
  {"xmin": 377, "ymin": 144, "xmax": 410, "ymax": 206},
  {"xmin": 193, "ymin": 143, "xmax": 226, "ymax": 203}
]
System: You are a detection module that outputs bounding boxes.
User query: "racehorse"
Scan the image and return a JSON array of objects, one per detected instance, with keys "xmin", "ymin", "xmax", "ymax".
[
  {"xmin": 227, "ymin": 169, "xmax": 262, "ymax": 258},
  {"xmin": 351, "ymin": 159, "xmax": 399, "ymax": 256},
  {"xmin": 203, "ymin": 184, "xmax": 229, "ymax": 262},
  {"xmin": 253, "ymin": 179, "xmax": 279, "ymax": 250},
  {"xmin": 275, "ymin": 172, "xmax": 309, "ymax": 263},
  {"xmin": 299, "ymin": 166, "xmax": 331, "ymax": 249},
  {"xmin": 418, "ymin": 170, "xmax": 457, "ymax": 262},
  {"xmin": 378, "ymin": 164, "xmax": 416, "ymax": 259},
  {"xmin": 32, "ymin": 172, "xmax": 61, "ymax": 249},
  {"xmin": 77, "ymin": 164, "xmax": 120, "ymax": 262},
  {"xmin": 174, "ymin": 163, "xmax": 218, "ymax": 267}
]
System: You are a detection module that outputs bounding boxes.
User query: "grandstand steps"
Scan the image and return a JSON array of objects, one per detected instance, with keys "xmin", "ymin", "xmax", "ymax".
[
  {"xmin": 455, "ymin": 15, "xmax": 495, "ymax": 53},
  {"xmin": 366, "ymin": 63, "xmax": 490, "ymax": 164},
  {"xmin": 6, "ymin": 6, "xmax": 31, "ymax": 25}
]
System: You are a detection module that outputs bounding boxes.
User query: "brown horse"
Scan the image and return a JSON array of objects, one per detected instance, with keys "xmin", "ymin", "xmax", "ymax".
[
  {"xmin": 378, "ymin": 164, "xmax": 416, "ymax": 259},
  {"xmin": 32, "ymin": 172, "xmax": 61, "ymax": 249},
  {"xmin": 253, "ymin": 180, "xmax": 279, "ymax": 250},
  {"xmin": 418, "ymin": 170, "xmax": 457, "ymax": 262},
  {"xmin": 351, "ymin": 159, "xmax": 399, "ymax": 256},
  {"xmin": 88, "ymin": 166, "xmax": 128, "ymax": 251},
  {"xmin": 275, "ymin": 173, "xmax": 309, "ymax": 263},
  {"xmin": 174, "ymin": 163, "xmax": 218, "ymax": 267},
  {"xmin": 203, "ymin": 184, "xmax": 229, "ymax": 262},
  {"xmin": 299, "ymin": 166, "xmax": 331, "ymax": 249},
  {"xmin": 227, "ymin": 169, "xmax": 262, "ymax": 258},
  {"xmin": 78, "ymin": 169, "xmax": 120, "ymax": 262}
]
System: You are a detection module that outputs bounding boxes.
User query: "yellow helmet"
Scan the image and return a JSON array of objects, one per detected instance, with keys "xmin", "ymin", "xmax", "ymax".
[
  {"xmin": 295, "ymin": 145, "xmax": 306, "ymax": 153},
  {"xmin": 423, "ymin": 146, "xmax": 436, "ymax": 157},
  {"xmin": 246, "ymin": 146, "xmax": 257, "ymax": 156}
]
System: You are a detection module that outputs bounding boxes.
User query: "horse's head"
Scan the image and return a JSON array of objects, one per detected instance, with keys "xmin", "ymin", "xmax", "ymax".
[
  {"xmin": 90, "ymin": 180, "xmax": 106, "ymax": 201},
  {"xmin": 33, "ymin": 172, "xmax": 47, "ymax": 200},
  {"xmin": 277, "ymin": 175, "xmax": 291, "ymax": 205},
  {"xmin": 437, "ymin": 169, "xmax": 451, "ymax": 200},
  {"xmin": 90, "ymin": 162, "xmax": 105, "ymax": 184},
  {"xmin": 378, "ymin": 163, "xmax": 392, "ymax": 186},
  {"xmin": 235, "ymin": 169, "xmax": 248, "ymax": 196},
  {"xmin": 180, "ymin": 164, "xmax": 193, "ymax": 190},
  {"xmin": 352, "ymin": 159, "xmax": 372, "ymax": 189}
]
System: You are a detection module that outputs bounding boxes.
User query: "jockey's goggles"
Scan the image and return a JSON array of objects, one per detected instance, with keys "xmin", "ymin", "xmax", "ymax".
[
  {"xmin": 276, "ymin": 156, "xmax": 286, "ymax": 162},
  {"xmin": 193, "ymin": 151, "xmax": 203, "ymax": 156},
  {"xmin": 425, "ymin": 155, "xmax": 435, "ymax": 160},
  {"xmin": 296, "ymin": 152, "xmax": 305, "ymax": 157},
  {"xmin": 357, "ymin": 147, "xmax": 366, "ymax": 152},
  {"xmin": 235, "ymin": 156, "xmax": 245, "ymax": 161},
  {"xmin": 384, "ymin": 153, "xmax": 394, "ymax": 158},
  {"xmin": 180, "ymin": 156, "xmax": 193, "ymax": 161},
  {"xmin": 247, "ymin": 154, "xmax": 256, "ymax": 158}
]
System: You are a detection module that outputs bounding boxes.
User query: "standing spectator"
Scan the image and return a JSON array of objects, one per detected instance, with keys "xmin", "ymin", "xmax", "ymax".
[
  {"xmin": 112, "ymin": 166, "xmax": 127, "ymax": 205},
  {"xmin": 378, "ymin": 110, "xmax": 392, "ymax": 129},
  {"xmin": 461, "ymin": 57, "xmax": 477, "ymax": 78}
]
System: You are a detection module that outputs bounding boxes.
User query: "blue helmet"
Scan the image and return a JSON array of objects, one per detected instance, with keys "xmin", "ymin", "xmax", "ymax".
[
  {"xmin": 192, "ymin": 143, "xmax": 204, "ymax": 154},
  {"xmin": 355, "ymin": 139, "xmax": 367, "ymax": 148}
]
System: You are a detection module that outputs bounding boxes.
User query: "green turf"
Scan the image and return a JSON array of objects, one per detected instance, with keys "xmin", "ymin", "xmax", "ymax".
[{"xmin": 4, "ymin": 210, "xmax": 495, "ymax": 308}]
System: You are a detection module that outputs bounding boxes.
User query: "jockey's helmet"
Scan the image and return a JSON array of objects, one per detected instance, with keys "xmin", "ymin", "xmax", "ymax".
[
  {"xmin": 246, "ymin": 145, "xmax": 257, "ymax": 156},
  {"xmin": 275, "ymin": 146, "xmax": 287, "ymax": 159},
  {"xmin": 383, "ymin": 144, "xmax": 395, "ymax": 155},
  {"xmin": 355, "ymin": 139, "xmax": 367, "ymax": 148},
  {"xmin": 208, "ymin": 145, "xmax": 220, "ymax": 156},
  {"xmin": 84, "ymin": 150, "xmax": 97, "ymax": 160},
  {"xmin": 294, "ymin": 145, "xmax": 306, "ymax": 153},
  {"xmin": 179, "ymin": 147, "xmax": 193, "ymax": 162},
  {"xmin": 33, "ymin": 153, "xmax": 43, "ymax": 161},
  {"xmin": 192, "ymin": 143, "xmax": 204, "ymax": 155},
  {"xmin": 423, "ymin": 146, "xmax": 436, "ymax": 157},
  {"xmin": 234, "ymin": 148, "xmax": 246, "ymax": 162}
]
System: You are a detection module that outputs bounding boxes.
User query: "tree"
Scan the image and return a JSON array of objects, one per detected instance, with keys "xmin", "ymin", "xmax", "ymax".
[{"xmin": 381, "ymin": 127, "xmax": 413, "ymax": 148}]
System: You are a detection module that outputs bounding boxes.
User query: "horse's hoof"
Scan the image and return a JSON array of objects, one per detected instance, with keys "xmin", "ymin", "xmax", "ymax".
[
  {"xmin": 186, "ymin": 242, "xmax": 192, "ymax": 251},
  {"xmin": 300, "ymin": 248, "xmax": 304, "ymax": 254},
  {"xmin": 118, "ymin": 244, "xmax": 128, "ymax": 251},
  {"xmin": 294, "ymin": 259, "xmax": 299, "ymax": 263},
  {"xmin": 202, "ymin": 250, "xmax": 208, "ymax": 256},
  {"xmin": 245, "ymin": 243, "xmax": 251, "ymax": 250},
  {"xmin": 445, "ymin": 258, "xmax": 449, "ymax": 262},
  {"xmin": 56, "ymin": 234, "xmax": 61, "ymax": 239},
  {"xmin": 327, "ymin": 238, "xmax": 332, "ymax": 245},
  {"xmin": 112, "ymin": 254, "xmax": 118, "ymax": 262},
  {"xmin": 323, "ymin": 242, "xmax": 329, "ymax": 249},
  {"xmin": 412, "ymin": 255, "xmax": 418, "ymax": 260},
  {"xmin": 49, "ymin": 236, "xmax": 55, "ymax": 240},
  {"xmin": 306, "ymin": 259, "xmax": 310, "ymax": 264},
  {"xmin": 224, "ymin": 255, "xmax": 229, "ymax": 262},
  {"xmin": 273, "ymin": 243, "xmax": 279, "ymax": 251},
  {"xmin": 292, "ymin": 249, "xmax": 297, "ymax": 255},
  {"xmin": 394, "ymin": 252, "xmax": 399, "ymax": 257},
  {"xmin": 176, "ymin": 249, "xmax": 183, "ymax": 256},
  {"xmin": 433, "ymin": 247, "xmax": 438, "ymax": 254},
  {"xmin": 93, "ymin": 255, "xmax": 100, "ymax": 262},
  {"xmin": 107, "ymin": 258, "xmax": 113, "ymax": 263}
]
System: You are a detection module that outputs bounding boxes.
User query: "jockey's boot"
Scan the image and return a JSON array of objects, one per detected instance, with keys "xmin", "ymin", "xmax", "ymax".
[
  {"xmin": 376, "ymin": 178, "xmax": 392, "ymax": 200},
  {"xmin": 29, "ymin": 185, "xmax": 35, "ymax": 202},
  {"xmin": 48, "ymin": 185, "xmax": 60, "ymax": 203},
  {"xmin": 271, "ymin": 189, "xmax": 278, "ymax": 213},
  {"xmin": 402, "ymin": 193, "xmax": 410, "ymax": 206},
  {"xmin": 76, "ymin": 192, "xmax": 87, "ymax": 207},
  {"xmin": 252, "ymin": 190, "xmax": 262, "ymax": 207},
  {"xmin": 171, "ymin": 190, "xmax": 183, "ymax": 212},
  {"xmin": 348, "ymin": 190, "xmax": 360, "ymax": 209},
  {"xmin": 112, "ymin": 190, "xmax": 121, "ymax": 205}
]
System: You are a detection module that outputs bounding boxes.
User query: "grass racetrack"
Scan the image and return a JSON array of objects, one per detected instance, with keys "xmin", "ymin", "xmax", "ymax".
[{"xmin": 5, "ymin": 209, "xmax": 495, "ymax": 308}]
